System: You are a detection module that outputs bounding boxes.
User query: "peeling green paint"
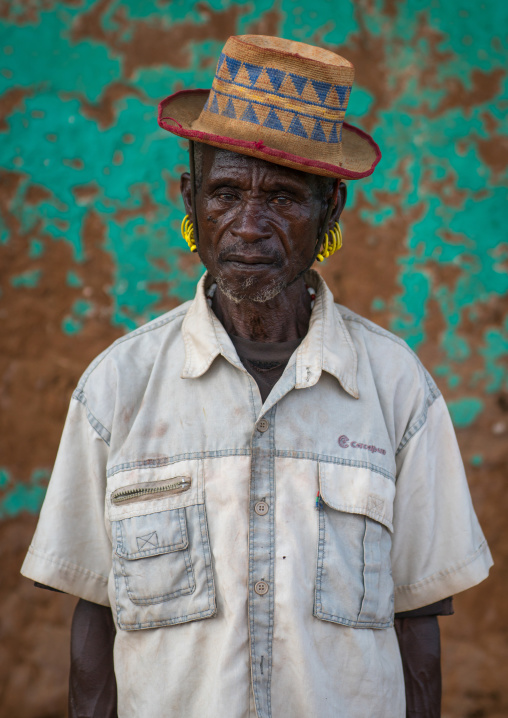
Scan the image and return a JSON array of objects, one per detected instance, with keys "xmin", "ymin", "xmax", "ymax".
[
  {"xmin": 371, "ymin": 298, "xmax": 386, "ymax": 312},
  {"xmin": 11, "ymin": 269, "xmax": 42, "ymax": 288},
  {"xmin": 0, "ymin": 468, "xmax": 49, "ymax": 519},
  {"xmin": 470, "ymin": 454, "xmax": 484, "ymax": 467},
  {"xmin": 72, "ymin": 299, "xmax": 92, "ymax": 317},
  {"xmin": 66, "ymin": 270, "xmax": 83, "ymax": 288},
  {"xmin": 29, "ymin": 239, "xmax": 45, "ymax": 258},
  {"xmin": 62, "ymin": 316, "xmax": 83, "ymax": 334},
  {"xmin": 448, "ymin": 397, "xmax": 485, "ymax": 428},
  {"xmin": 480, "ymin": 323, "xmax": 508, "ymax": 393}
]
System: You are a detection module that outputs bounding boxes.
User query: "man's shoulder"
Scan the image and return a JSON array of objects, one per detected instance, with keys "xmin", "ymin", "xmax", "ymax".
[
  {"xmin": 335, "ymin": 303, "xmax": 440, "ymax": 399},
  {"xmin": 336, "ymin": 304, "xmax": 417, "ymax": 355},
  {"xmin": 76, "ymin": 300, "xmax": 192, "ymax": 393}
]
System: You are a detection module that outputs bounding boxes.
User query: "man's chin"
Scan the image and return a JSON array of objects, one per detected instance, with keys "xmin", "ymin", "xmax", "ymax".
[{"xmin": 215, "ymin": 274, "xmax": 286, "ymax": 305}]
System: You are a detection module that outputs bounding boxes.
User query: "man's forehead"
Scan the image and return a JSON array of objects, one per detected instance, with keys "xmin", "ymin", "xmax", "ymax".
[{"xmin": 199, "ymin": 143, "xmax": 317, "ymax": 187}]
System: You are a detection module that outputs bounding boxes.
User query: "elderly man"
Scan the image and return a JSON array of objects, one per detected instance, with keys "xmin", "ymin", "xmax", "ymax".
[{"xmin": 22, "ymin": 36, "xmax": 491, "ymax": 718}]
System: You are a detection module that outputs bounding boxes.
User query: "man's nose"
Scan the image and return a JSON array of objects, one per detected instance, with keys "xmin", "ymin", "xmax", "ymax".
[{"xmin": 229, "ymin": 199, "xmax": 272, "ymax": 243}]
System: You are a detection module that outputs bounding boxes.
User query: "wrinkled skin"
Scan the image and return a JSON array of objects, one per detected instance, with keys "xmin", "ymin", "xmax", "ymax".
[{"xmin": 180, "ymin": 145, "xmax": 346, "ymax": 342}]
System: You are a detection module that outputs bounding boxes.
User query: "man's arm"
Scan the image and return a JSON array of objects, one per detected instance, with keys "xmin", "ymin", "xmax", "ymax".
[
  {"xmin": 394, "ymin": 598, "xmax": 454, "ymax": 718},
  {"xmin": 69, "ymin": 599, "xmax": 118, "ymax": 718}
]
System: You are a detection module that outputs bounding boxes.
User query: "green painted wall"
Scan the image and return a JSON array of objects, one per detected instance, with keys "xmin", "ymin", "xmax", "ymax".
[{"xmin": 1, "ymin": 0, "xmax": 507, "ymax": 518}]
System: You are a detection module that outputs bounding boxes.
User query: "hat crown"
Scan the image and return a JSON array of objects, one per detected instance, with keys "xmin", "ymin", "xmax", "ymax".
[
  {"xmin": 194, "ymin": 35, "xmax": 355, "ymax": 161},
  {"xmin": 158, "ymin": 35, "xmax": 381, "ymax": 179}
]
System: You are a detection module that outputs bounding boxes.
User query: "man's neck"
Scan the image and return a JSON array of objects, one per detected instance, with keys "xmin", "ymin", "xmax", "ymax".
[{"xmin": 212, "ymin": 277, "xmax": 312, "ymax": 343}]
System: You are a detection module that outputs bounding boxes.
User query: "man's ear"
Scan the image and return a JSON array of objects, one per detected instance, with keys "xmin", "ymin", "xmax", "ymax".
[
  {"xmin": 328, "ymin": 181, "xmax": 347, "ymax": 229},
  {"xmin": 180, "ymin": 172, "xmax": 193, "ymax": 216}
]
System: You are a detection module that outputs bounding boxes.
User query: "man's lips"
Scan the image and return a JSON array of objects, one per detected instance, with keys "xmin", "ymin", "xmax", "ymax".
[{"xmin": 224, "ymin": 253, "xmax": 276, "ymax": 265}]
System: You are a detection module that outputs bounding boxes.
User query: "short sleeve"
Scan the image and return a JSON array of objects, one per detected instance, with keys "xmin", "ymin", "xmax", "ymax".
[
  {"xmin": 392, "ymin": 394, "xmax": 493, "ymax": 613},
  {"xmin": 21, "ymin": 396, "xmax": 111, "ymax": 606}
]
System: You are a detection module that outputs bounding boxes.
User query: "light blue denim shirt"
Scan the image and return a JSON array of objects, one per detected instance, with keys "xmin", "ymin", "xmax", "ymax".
[{"xmin": 22, "ymin": 270, "xmax": 492, "ymax": 718}]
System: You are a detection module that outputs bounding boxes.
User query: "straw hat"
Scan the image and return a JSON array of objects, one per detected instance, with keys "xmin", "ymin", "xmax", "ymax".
[{"xmin": 158, "ymin": 35, "xmax": 381, "ymax": 180}]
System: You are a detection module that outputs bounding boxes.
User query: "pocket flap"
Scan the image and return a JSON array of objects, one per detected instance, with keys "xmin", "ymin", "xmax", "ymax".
[
  {"xmin": 114, "ymin": 508, "xmax": 188, "ymax": 559},
  {"xmin": 319, "ymin": 463, "xmax": 395, "ymax": 532}
]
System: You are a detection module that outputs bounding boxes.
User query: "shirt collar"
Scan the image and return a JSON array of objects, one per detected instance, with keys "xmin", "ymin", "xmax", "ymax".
[{"xmin": 181, "ymin": 270, "xmax": 359, "ymax": 399}]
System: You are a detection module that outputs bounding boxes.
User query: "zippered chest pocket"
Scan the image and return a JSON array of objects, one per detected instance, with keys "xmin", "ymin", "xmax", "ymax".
[{"xmin": 108, "ymin": 461, "xmax": 215, "ymax": 631}]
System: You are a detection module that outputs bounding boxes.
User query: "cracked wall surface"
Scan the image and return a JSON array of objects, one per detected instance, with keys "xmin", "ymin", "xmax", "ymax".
[{"xmin": 1, "ymin": 1, "xmax": 507, "ymax": 715}]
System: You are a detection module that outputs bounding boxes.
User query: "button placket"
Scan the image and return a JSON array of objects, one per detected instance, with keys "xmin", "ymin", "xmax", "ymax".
[{"xmin": 249, "ymin": 405, "xmax": 276, "ymax": 718}]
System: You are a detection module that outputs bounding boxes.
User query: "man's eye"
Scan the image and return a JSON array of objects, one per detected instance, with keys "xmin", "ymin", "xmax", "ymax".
[
  {"xmin": 218, "ymin": 192, "xmax": 237, "ymax": 201},
  {"xmin": 272, "ymin": 196, "xmax": 292, "ymax": 206}
]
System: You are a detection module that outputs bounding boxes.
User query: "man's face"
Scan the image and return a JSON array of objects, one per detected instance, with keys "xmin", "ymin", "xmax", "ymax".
[{"xmin": 181, "ymin": 145, "xmax": 340, "ymax": 303}]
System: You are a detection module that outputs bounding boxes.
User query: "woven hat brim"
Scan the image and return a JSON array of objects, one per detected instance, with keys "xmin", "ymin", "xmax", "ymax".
[{"xmin": 158, "ymin": 90, "xmax": 381, "ymax": 180}]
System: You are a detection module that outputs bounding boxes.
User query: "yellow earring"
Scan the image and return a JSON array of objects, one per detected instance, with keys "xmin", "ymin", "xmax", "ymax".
[
  {"xmin": 181, "ymin": 214, "xmax": 197, "ymax": 252},
  {"xmin": 316, "ymin": 222, "xmax": 342, "ymax": 262}
]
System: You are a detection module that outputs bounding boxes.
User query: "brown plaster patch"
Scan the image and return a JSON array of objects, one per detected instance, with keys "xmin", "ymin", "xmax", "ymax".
[
  {"xmin": 480, "ymin": 111, "xmax": 499, "ymax": 134},
  {"xmin": 0, "ymin": 517, "xmax": 76, "ymax": 716},
  {"xmin": 0, "ymin": 175, "xmax": 121, "ymax": 479},
  {"xmin": 246, "ymin": 7, "xmax": 282, "ymax": 36},
  {"xmin": 474, "ymin": 115, "xmax": 508, "ymax": 180},
  {"xmin": 145, "ymin": 281, "xmax": 181, "ymax": 315},
  {"xmin": 383, "ymin": 0, "xmax": 400, "ymax": 18},
  {"xmin": 177, "ymin": 248, "xmax": 201, "ymax": 277},
  {"xmin": 24, "ymin": 184, "xmax": 52, "ymax": 205},
  {"xmin": 416, "ymin": 20, "xmax": 455, "ymax": 91},
  {"xmin": 62, "ymin": 82, "xmax": 144, "ymax": 130},
  {"xmin": 0, "ymin": 0, "xmax": 82, "ymax": 25},
  {"xmin": 113, "ymin": 185, "xmax": 157, "ymax": 223},
  {"xmin": 421, "ymin": 168, "xmax": 469, "ymax": 210},
  {"xmin": 71, "ymin": 1, "xmax": 247, "ymax": 78},
  {"xmin": 70, "ymin": 0, "xmax": 112, "ymax": 46},
  {"xmin": 0, "ymin": 87, "xmax": 32, "ymax": 132},
  {"xmin": 330, "ymin": 28, "xmax": 391, "ymax": 129},
  {"xmin": 62, "ymin": 158, "xmax": 84, "ymax": 170},
  {"xmin": 320, "ymin": 159, "xmax": 424, "ymax": 325},
  {"xmin": 72, "ymin": 182, "xmax": 99, "ymax": 206},
  {"xmin": 164, "ymin": 170, "xmax": 183, "ymax": 206},
  {"xmin": 430, "ymin": 68, "xmax": 505, "ymax": 117}
]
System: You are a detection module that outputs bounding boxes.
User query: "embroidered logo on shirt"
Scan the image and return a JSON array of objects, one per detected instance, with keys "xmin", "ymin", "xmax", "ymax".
[
  {"xmin": 136, "ymin": 531, "xmax": 159, "ymax": 551},
  {"xmin": 338, "ymin": 435, "xmax": 386, "ymax": 455}
]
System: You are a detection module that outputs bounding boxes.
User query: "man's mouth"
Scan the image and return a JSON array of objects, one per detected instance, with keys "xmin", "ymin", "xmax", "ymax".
[{"xmin": 224, "ymin": 253, "xmax": 277, "ymax": 267}]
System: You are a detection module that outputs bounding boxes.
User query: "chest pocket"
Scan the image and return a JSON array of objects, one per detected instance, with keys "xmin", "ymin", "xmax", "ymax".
[
  {"xmin": 314, "ymin": 462, "xmax": 395, "ymax": 629},
  {"xmin": 108, "ymin": 460, "xmax": 215, "ymax": 631}
]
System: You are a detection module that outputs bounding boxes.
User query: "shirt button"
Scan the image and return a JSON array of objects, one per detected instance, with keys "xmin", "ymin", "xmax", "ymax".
[
  {"xmin": 257, "ymin": 418, "xmax": 269, "ymax": 433},
  {"xmin": 254, "ymin": 580, "xmax": 269, "ymax": 596},
  {"xmin": 254, "ymin": 501, "xmax": 269, "ymax": 516}
]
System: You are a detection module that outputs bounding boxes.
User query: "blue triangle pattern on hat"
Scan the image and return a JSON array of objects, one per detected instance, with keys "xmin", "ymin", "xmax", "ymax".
[
  {"xmin": 209, "ymin": 92, "xmax": 219, "ymax": 115},
  {"xmin": 263, "ymin": 108, "xmax": 285, "ymax": 132},
  {"xmin": 243, "ymin": 62, "xmax": 263, "ymax": 86},
  {"xmin": 311, "ymin": 119, "xmax": 327, "ymax": 142},
  {"xmin": 266, "ymin": 67, "xmax": 286, "ymax": 92},
  {"xmin": 222, "ymin": 97, "xmax": 237, "ymax": 119},
  {"xmin": 328, "ymin": 122, "xmax": 339, "ymax": 143},
  {"xmin": 217, "ymin": 52, "xmax": 225, "ymax": 73},
  {"xmin": 289, "ymin": 73, "xmax": 308, "ymax": 96},
  {"xmin": 335, "ymin": 85, "xmax": 349, "ymax": 108},
  {"xmin": 288, "ymin": 114, "xmax": 308, "ymax": 138},
  {"xmin": 225, "ymin": 55, "xmax": 242, "ymax": 81},
  {"xmin": 311, "ymin": 79, "xmax": 332, "ymax": 104},
  {"xmin": 241, "ymin": 102, "xmax": 259, "ymax": 125}
]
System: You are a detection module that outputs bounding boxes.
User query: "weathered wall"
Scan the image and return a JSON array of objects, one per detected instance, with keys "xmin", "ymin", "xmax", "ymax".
[{"xmin": 1, "ymin": 1, "xmax": 507, "ymax": 715}]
